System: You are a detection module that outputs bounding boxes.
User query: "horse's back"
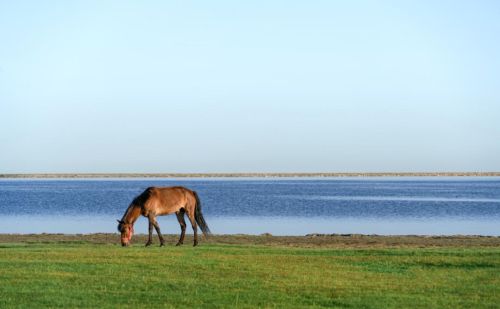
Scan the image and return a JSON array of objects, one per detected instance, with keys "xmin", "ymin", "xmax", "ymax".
[
  {"xmin": 145, "ymin": 186, "xmax": 195, "ymax": 215},
  {"xmin": 152, "ymin": 186, "xmax": 193, "ymax": 197}
]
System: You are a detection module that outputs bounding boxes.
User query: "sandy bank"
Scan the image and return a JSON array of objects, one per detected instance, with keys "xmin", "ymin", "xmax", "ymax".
[{"xmin": 1, "ymin": 233, "xmax": 499, "ymax": 248}]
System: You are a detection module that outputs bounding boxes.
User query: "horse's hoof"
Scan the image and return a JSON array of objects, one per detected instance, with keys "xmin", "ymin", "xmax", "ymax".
[
  {"xmin": 193, "ymin": 242, "xmax": 198, "ymax": 247},
  {"xmin": 145, "ymin": 242, "xmax": 152, "ymax": 247},
  {"xmin": 160, "ymin": 243, "xmax": 165, "ymax": 247},
  {"xmin": 175, "ymin": 242, "xmax": 183, "ymax": 246}
]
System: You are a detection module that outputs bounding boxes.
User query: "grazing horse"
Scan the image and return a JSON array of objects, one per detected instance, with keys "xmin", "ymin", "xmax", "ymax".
[{"xmin": 117, "ymin": 186, "xmax": 211, "ymax": 247}]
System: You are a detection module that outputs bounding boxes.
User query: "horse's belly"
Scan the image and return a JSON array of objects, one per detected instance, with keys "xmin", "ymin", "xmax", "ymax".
[
  {"xmin": 157, "ymin": 209, "xmax": 176, "ymax": 216},
  {"xmin": 143, "ymin": 196, "xmax": 185, "ymax": 217},
  {"xmin": 155, "ymin": 204, "xmax": 184, "ymax": 216}
]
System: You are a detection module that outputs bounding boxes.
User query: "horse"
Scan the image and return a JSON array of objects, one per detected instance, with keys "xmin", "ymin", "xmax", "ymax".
[{"xmin": 117, "ymin": 186, "xmax": 211, "ymax": 247}]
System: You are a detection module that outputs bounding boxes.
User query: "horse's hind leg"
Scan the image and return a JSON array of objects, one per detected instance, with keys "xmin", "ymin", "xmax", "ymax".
[
  {"xmin": 149, "ymin": 215, "xmax": 165, "ymax": 247},
  {"xmin": 187, "ymin": 213, "xmax": 198, "ymax": 247},
  {"xmin": 175, "ymin": 210, "xmax": 187, "ymax": 246},
  {"xmin": 145, "ymin": 220, "xmax": 153, "ymax": 247}
]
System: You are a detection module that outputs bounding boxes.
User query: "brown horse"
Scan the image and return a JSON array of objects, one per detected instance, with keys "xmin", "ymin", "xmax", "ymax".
[{"xmin": 117, "ymin": 186, "xmax": 211, "ymax": 247}]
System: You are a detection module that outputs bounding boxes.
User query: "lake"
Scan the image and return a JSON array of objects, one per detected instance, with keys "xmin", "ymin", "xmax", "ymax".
[{"xmin": 0, "ymin": 177, "xmax": 499, "ymax": 235}]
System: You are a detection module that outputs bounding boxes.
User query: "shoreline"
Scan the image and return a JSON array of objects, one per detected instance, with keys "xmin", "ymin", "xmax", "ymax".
[
  {"xmin": 1, "ymin": 233, "xmax": 499, "ymax": 248},
  {"xmin": 1, "ymin": 172, "xmax": 500, "ymax": 178}
]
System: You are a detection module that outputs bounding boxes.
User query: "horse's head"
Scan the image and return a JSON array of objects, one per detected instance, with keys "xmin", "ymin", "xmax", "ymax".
[{"xmin": 117, "ymin": 220, "xmax": 134, "ymax": 247}]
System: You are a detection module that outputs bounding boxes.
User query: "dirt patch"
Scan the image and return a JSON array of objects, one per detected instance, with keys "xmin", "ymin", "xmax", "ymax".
[{"xmin": 1, "ymin": 233, "xmax": 499, "ymax": 248}]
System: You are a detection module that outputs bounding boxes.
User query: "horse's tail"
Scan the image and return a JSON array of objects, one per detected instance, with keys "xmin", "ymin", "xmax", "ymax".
[{"xmin": 193, "ymin": 191, "xmax": 211, "ymax": 237}]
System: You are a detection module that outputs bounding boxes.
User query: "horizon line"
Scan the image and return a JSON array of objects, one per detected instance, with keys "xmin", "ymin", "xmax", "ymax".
[{"xmin": 1, "ymin": 172, "xmax": 500, "ymax": 178}]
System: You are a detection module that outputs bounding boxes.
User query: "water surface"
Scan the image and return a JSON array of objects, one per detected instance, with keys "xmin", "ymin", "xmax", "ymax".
[{"xmin": 0, "ymin": 177, "xmax": 499, "ymax": 235}]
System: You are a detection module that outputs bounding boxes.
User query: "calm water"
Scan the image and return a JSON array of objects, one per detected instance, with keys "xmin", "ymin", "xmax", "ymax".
[{"xmin": 0, "ymin": 177, "xmax": 499, "ymax": 235}]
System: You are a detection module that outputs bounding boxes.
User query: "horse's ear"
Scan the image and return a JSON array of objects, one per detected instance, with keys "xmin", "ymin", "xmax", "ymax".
[{"xmin": 117, "ymin": 219, "xmax": 121, "ymax": 223}]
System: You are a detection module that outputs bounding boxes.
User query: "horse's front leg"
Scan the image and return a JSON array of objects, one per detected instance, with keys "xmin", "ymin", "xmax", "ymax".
[
  {"xmin": 146, "ymin": 219, "xmax": 153, "ymax": 247},
  {"xmin": 150, "ymin": 216, "xmax": 165, "ymax": 247},
  {"xmin": 145, "ymin": 219, "xmax": 153, "ymax": 247}
]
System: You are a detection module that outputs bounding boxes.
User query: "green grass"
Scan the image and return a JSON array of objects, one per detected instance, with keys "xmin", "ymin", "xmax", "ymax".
[{"xmin": 0, "ymin": 243, "xmax": 499, "ymax": 308}]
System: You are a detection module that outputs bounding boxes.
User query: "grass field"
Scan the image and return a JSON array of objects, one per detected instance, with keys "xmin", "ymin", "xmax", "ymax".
[{"xmin": 0, "ymin": 235, "xmax": 499, "ymax": 308}]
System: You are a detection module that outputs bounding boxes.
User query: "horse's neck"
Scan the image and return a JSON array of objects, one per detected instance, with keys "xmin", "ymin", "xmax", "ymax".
[{"xmin": 122, "ymin": 204, "xmax": 141, "ymax": 225}]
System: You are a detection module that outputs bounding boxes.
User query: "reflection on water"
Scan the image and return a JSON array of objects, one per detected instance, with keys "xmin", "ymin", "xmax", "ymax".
[
  {"xmin": 0, "ymin": 177, "xmax": 499, "ymax": 235},
  {"xmin": 284, "ymin": 195, "xmax": 500, "ymax": 203},
  {"xmin": 1, "ymin": 215, "xmax": 499, "ymax": 236}
]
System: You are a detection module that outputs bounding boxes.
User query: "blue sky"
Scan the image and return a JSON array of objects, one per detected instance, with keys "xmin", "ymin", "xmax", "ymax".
[{"xmin": 1, "ymin": 1, "xmax": 499, "ymax": 173}]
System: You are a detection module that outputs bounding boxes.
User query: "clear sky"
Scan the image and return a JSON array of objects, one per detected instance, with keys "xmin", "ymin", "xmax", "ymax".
[{"xmin": 1, "ymin": 1, "xmax": 499, "ymax": 173}]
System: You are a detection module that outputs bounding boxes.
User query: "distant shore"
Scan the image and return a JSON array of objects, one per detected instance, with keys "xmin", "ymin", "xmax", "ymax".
[{"xmin": 1, "ymin": 172, "xmax": 500, "ymax": 178}]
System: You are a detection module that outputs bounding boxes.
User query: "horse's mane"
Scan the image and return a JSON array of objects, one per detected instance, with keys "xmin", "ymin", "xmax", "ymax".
[
  {"xmin": 118, "ymin": 187, "xmax": 154, "ymax": 230},
  {"xmin": 130, "ymin": 187, "xmax": 153, "ymax": 206}
]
